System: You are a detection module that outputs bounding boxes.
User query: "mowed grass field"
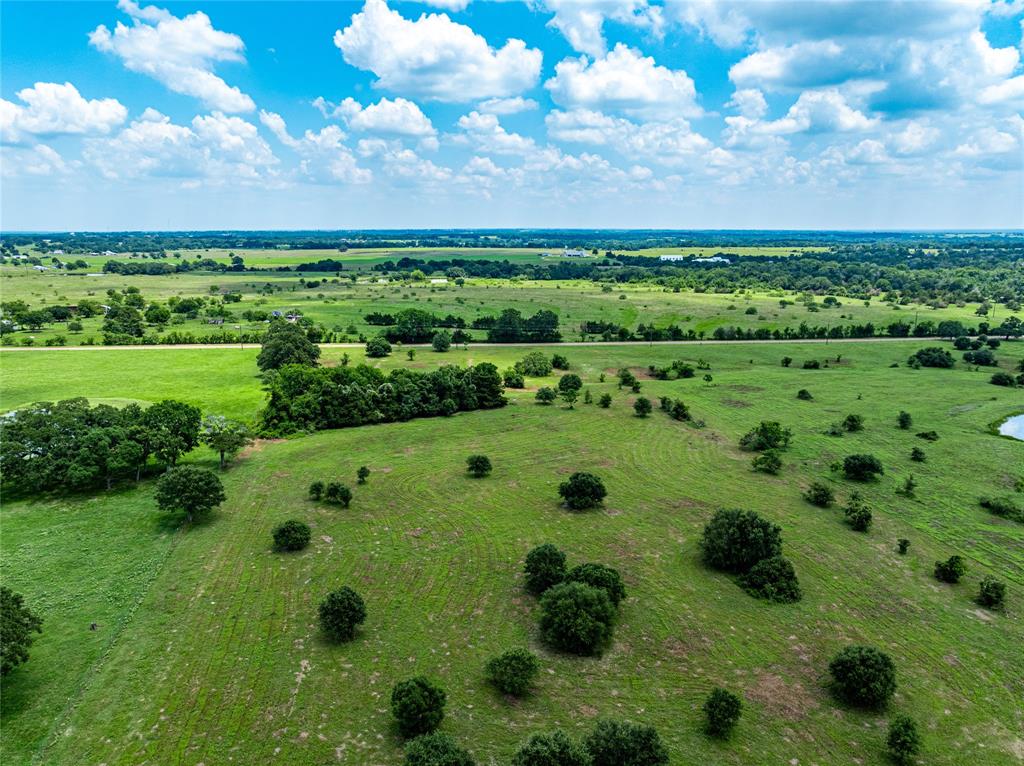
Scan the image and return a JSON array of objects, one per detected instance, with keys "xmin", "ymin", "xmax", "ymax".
[{"xmin": 1, "ymin": 341, "xmax": 1022, "ymax": 766}]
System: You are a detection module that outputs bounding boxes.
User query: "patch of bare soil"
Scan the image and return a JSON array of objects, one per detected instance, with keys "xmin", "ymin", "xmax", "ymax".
[
  {"xmin": 726, "ymin": 384, "xmax": 766, "ymax": 393},
  {"xmin": 239, "ymin": 438, "xmax": 285, "ymax": 459},
  {"xmin": 720, "ymin": 399, "xmax": 752, "ymax": 408},
  {"xmin": 746, "ymin": 672, "xmax": 818, "ymax": 720}
]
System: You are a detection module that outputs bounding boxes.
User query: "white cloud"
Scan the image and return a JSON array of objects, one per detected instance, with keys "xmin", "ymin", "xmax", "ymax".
[
  {"xmin": 334, "ymin": 0, "xmax": 541, "ymax": 102},
  {"xmin": 477, "ymin": 97, "xmax": 539, "ymax": 115},
  {"xmin": 1, "ymin": 82, "xmax": 127, "ymax": 143},
  {"xmin": 89, "ymin": 0, "xmax": 254, "ymax": 113},
  {"xmin": 259, "ymin": 110, "xmax": 369, "ymax": 184},
  {"xmin": 758, "ymin": 89, "xmax": 879, "ymax": 134},
  {"xmin": 0, "ymin": 144, "xmax": 72, "ymax": 177},
  {"xmin": 456, "ymin": 111, "xmax": 537, "ymax": 155},
  {"xmin": 978, "ymin": 74, "xmax": 1024, "ymax": 104},
  {"xmin": 357, "ymin": 138, "xmax": 452, "ymax": 182},
  {"xmin": 325, "ymin": 96, "xmax": 437, "ymax": 139},
  {"xmin": 889, "ymin": 121, "xmax": 940, "ymax": 155},
  {"xmin": 546, "ymin": 108, "xmax": 712, "ymax": 166},
  {"xmin": 546, "ymin": 44, "xmax": 701, "ymax": 119},
  {"xmin": 954, "ymin": 125, "xmax": 1020, "ymax": 157},
  {"xmin": 725, "ymin": 88, "xmax": 768, "ymax": 119},
  {"xmin": 541, "ymin": 0, "xmax": 664, "ymax": 57}
]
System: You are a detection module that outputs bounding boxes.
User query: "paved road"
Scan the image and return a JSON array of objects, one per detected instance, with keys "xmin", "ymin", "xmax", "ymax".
[{"xmin": 0, "ymin": 336, "xmax": 937, "ymax": 352}]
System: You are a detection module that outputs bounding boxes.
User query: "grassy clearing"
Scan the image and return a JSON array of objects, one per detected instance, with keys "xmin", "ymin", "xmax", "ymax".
[{"xmin": 2, "ymin": 341, "xmax": 1022, "ymax": 765}]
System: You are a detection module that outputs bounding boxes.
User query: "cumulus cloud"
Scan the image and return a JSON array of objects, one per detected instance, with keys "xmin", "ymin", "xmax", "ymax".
[
  {"xmin": 546, "ymin": 108, "xmax": 711, "ymax": 166},
  {"xmin": 334, "ymin": 0, "xmax": 541, "ymax": 102},
  {"xmin": 541, "ymin": 0, "xmax": 664, "ymax": 57},
  {"xmin": 89, "ymin": 0, "xmax": 254, "ymax": 113},
  {"xmin": 757, "ymin": 89, "xmax": 878, "ymax": 134},
  {"xmin": 546, "ymin": 43, "xmax": 701, "ymax": 119},
  {"xmin": 0, "ymin": 144, "xmax": 72, "ymax": 177},
  {"xmin": 477, "ymin": 97, "xmax": 539, "ymax": 115},
  {"xmin": 315, "ymin": 96, "xmax": 437, "ymax": 140},
  {"xmin": 1, "ymin": 82, "xmax": 127, "ymax": 143},
  {"xmin": 259, "ymin": 110, "xmax": 370, "ymax": 184},
  {"xmin": 456, "ymin": 111, "xmax": 537, "ymax": 155}
]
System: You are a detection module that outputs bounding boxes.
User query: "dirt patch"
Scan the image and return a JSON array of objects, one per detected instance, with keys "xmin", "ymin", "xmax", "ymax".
[
  {"xmin": 726, "ymin": 384, "xmax": 766, "ymax": 393},
  {"xmin": 406, "ymin": 528, "xmax": 425, "ymax": 538},
  {"xmin": 239, "ymin": 438, "xmax": 285, "ymax": 459},
  {"xmin": 720, "ymin": 399, "xmax": 752, "ymax": 408},
  {"xmin": 578, "ymin": 704, "xmax": 599, "ymax": 718},
  {"xmin": 746, "ymin": 672, "xmax": 817, "ymax": 720}
]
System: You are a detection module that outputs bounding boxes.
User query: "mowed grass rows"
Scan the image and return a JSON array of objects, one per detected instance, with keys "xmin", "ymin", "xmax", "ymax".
[{"xmin": 1, "ymin": 341, "xmax": 1022, "ymax": 765}]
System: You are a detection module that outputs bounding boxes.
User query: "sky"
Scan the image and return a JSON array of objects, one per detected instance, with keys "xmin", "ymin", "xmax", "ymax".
[{"xmin": 1, "ymin": 0, "xmax": 1023, "ymax": 231}]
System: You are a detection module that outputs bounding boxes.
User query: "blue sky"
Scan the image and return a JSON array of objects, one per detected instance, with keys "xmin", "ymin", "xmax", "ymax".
[{"xmin": 2, "ymin": 0, "xmax": 1022, "ymax": 230}]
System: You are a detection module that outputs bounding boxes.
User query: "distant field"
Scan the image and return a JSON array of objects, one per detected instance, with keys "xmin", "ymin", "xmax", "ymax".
[{"xmin": 2, "ymin": 340, "xmax": 1022, "ymax": 765}]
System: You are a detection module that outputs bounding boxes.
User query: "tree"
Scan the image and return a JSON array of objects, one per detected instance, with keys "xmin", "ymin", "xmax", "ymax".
[
  {"xmin": 536, "ymin": 387, "xmax": 557, "ymax": 405},
  {"xmin": 797, "ymin": 389, "xmax": 813, "ymax": 400},
  {"xmin": 539, "ymin": 582, "xmax": 615, "ymax": 655},
  {"xmin": 829, "ymin": 645, "xmax": 897, "ymax": 707},
  {"xmin": 503, "ymin": 368, "xmax": 525, "ymax": 388},
  {"xmin": 977, "ymin": 576, "xmax": 1006, "ymax": 609},
  {"xmin": 155, "ymin": 466, "xmax": 225, "ymax": 523},
  {"xmin": 407, "ymin": 348, "xmax": 416, "ymax": 361},
  {"xmin": 512, "ymin": 730, "xmax": 589, "ymax": 766},
  {"xmin": 325, "ymin": 482, "xmax": 352, "ymax": 507},
  {"xmin": 741, "ymin": 555, "xmax": 802, "ymax": 603},
  {"xmin": 843, "ymin": 454, "xmax": 884, "ymax": 481},
  {"xmin": 844, "ymin": 494, "xmax": 873, "ymax": 532},
  {"xmin": 703, "ymin": 688, "xmax": 742, "ymax": 738},
  {"xmin": 201, "ymin": 415, "xmax": 253, "ymax": 470},
  {"xmin": 144, "ymin": 400, "xmax": 202, "ymax": 467},
  {"xmin": 309, "ymin": 480, "xmax": 324, "ymax": 500},
  {"xmin": 516, "ymin": 352, "xmax": 553, "ymax": 377},
  {"xmin": 357, "ymin": 466, "xmax": 370, "ymax": 484},
  {"xmin": 524, "ymin": 544, "xmax": 566, "ymax": 595},
  {"xmin": 910, "ymin": 447, "xmax": 926, "ymax": 462},
  {"xmin": 804, "ymin": 481, "xmax": 835, "ymax": 507},
  {"xmin": 484, "ymin": 648, "xmax": 539, "ymax": 696},
  {"xmin": 431, "ymin": 330, "xmax": 452, "ymax": 352},
  {"xmin": 551, "ymin": 353, "xmax": 570, "ymax": 370},
  {"xmin": 466, "ymin": 454, "xmax": 492, "ymax": 478},
  {"xmin": 990, "ymin": 371, "xmax": 1017, "ymax": 387},
  {"xmin": 897, "ymin": 411, "xmax": 912, "ymax": 429},
  {"xmin": 752, "ymin": 450, "xmax": 782, "ymax": 474},
  {"xmin": 558, "ymin": 374, "xmax": 583, "ymax": 408},
  {"xmin": 739, "ymin": 421, "xmax": 792, "ymax": 451},
  {"xmin": 68, "ymin": 320, "xmax": 83, "ymax": 333},
  {"xmin": 934, "ymin": 555, "xmax": 966, "ymax": 583},
  {"xmin": 257, "ymin": 320, "xmax": 320, "ymax": 372},
  {"xmin": 633, "ymin": 397, "xmax": 652, "ymax": 417},
  {"xmin": 842, "ymin": 414, "xmax": 865, "ymax": 432},
  {"xmin": 565, "ymin": 563, "xmax": 626, "ymax": 606},
  {"xmin": 366, "ymin": 335, "xmax": 392, "ymax": 358},
  {"xmin": 887, "ymin": 715, "xmax": 921, "ymax": 766},
  {"xmin": 598, "ymin": 393, "xmax": 612, "ymax": 408},
  {"xmin": 404, "ymin": 732, "xmax": 475, "ymax": 766},
  {"xmin": 897, "ymin": 538, "xmax": 910, "ymax": 554},
  {"xmin": 0, "ymin": 587, "xmax": 42, "ymax": 676},
  {"xmin": 391, "ymin": 676, "xmax": 446, "ymax": 737},
  {"xmin": 583, "ymin": 389, "xmax": 593, "ymax": 405},
  {"xmin": 318, "ymin": 586, "xmax": 366, "ymax": 642},
  {"xmin": 558, "ymin": 472, "xmax": 607, "ymax": 510},
  {"xmin": 584, "ymin": 719, "xmax": 669, "ymax": 766},
  {"xmin": 273, "ymin": 520, "xmax": 311, "ymax": 551},
  {"xmin": 700, "ymin": 509, "xmax": 783, "ymax": 573},
  {"xmin": 781, "ymin": 356, "xmax": 793, "ymax": 367},
  {"xmin": 145, "ymin": 303, "xmax": 171, "ymax": 325},
  {"xmin": 908, "ymin": 347, "xmax": 954, "ymax": 368}
]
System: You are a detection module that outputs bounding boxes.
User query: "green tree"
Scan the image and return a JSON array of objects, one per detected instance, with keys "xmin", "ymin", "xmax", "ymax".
[
  {"xmin": 466, "ymin": 454, "xmax": 492, "ymax": 478},
  {"xmin": 564, "ymin": 563, "xmax": 626, "ymax": 606},
  {"xmin": 739, "ymin": 421, "xmax": 793, "ymax": 451},
  {"xmin": 700, "ymin": 509, "xmax": 783, "ymax": 573},
  {"xmin": 598, "ymin": 393, "xmax": 612, "ymax": 408},
  {"xmin": 558, "ymin": 472, "xmax": 607, "ymax": 510},
  {"xmin": 0, "ymin": 587, "xmax": 43, "ymax": 676},
  {"xmin": 897, "ymin": 411, "xmax": 912, "ymax": 429},
  {"xmin": 391, "ymin": 676, "xmax": 447, "ymax": 737},
  {"xmin": 703, "ymin": 688, "xmax": 742, "ymax": 738},
  {"xmin": 828, "ymin": 645, "xmax": 897, "ymax": 707},
  {"xmin": 155, "ymin": 466, "xmax": 226, "ymax": 523},
  {"xmin": 804, "ymin": 481, "xmax": 835, "ymax": 507},
  {"xmin": 539, "ymin": 582, "xmax": 615, "ymax": 655},
  {"xmin": 309, "ymin": 481, "xmax": 324, "ymax": 500},
  {"xmin": 357, "ymin": 466, "xmax": 370, "ymax": 484},
  {"xmin": 318, "ymin": 586, "xmax": 366, "ymax": 642},
  {"xmin": 512, "ymin": 730, "xmax": 589, "ymax": 766},
  {"xmin": 584, "ymin": 719, "xmax": 669, "ymax": 766},
  {"xmin": 741, "ymin": 555, "xmax": 802, "ymax": 603},
  {"xmin": 524, "ymin": 544, "xmax": 567, "ymax": 595},
  {"xmin": 431, "ymin": 330, "xmax": 452, "ymax": 352},
  {"xmin": 633, "ymin": 397, "xmax": 652, "ymax": 417},
  {"xmin": 977, "ymin": 576, "xmax": 1006, "ymax": 609},
  {"xmin": 273, "ymin": 520, "xmax": 311, "ymax": 551},
  {"xmin": 886, "ymin": 715, "xmax": 921, "ymax": 766},
  {"xmin": 404, "ymin": 732, "xmax": 475, "ymax": 766},
  {"xmin": 201, "ymin": 415, "xmax": 253, "ymax": 470},
  {"xmin": 558, "ymin": 374, "xmax": 583, "ymax": 408},
  {"xmin": 934, "ymin": 555, "xmax": 966, "ymax": 583},
  {"xmin": 484, "ymin": 648, "xmax": 539, "ymax": 696},
  {"xmin": 516, "ymin": 351, "xmax": 553, "ymax": 377},
  {"xmin": 843, "ymin": 454, "xmax": 884, "ymax": 480},
  {"xmin": 143, "ymin": 400, "xmax": 202, "ymax": 466},
  {"xmin": 844, "ymin": 494, "xmax": 873, "ymax": 531},
  {"xmin": 752, "ymin": 450, "xmax": 782, "ymax": 474},
  {"xmin": 535, "ymin": 387, "xmax": 557, "ymax": 405},
  {"xmin": 325, "ymin": 482, "xmax": 352, "ymax": 507},
  {"xmin": 257, "ymin": 320, "xmax": 320, "ymax": 372},
  {"xmin": 365, "ymin": 335, "xmax": 392, "ymax": 358}
]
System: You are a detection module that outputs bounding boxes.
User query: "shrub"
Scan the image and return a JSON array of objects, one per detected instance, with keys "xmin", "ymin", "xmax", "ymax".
[
  {"xmin": 257, "ymin": 320, "xmax": 320, "ymax": 371},
  {"xmin": 551, "ymin": 354, "xmax": 569, "ymax": 370},
  {"xmin": 979, "ymin": 496, "xmax": 1023, "ymax": 522},
  {"xmin": 633, "ymin": 397, "xmax": 652, "ymax": 417},
  {"xmin": 273, "ymin": 519, "xmax": 311, "ymax": 551},
  {"xmin": 404, "ymin": 732, "xmax": 474, "ymax": 766},
  {"xmin": 700, "ymin": 508, "xmax": 783, "ymax": 573},
  {"xmin": 308, "ymin": 480, "xmax": 324, "ymax": 500},
  {"xmin": 844, "ymin": 494, "xmax": 872, "ymax": 531},
  {"xmin": 598, "ymin": 393, "xmax": 612, "ymax": 408},
  {"xmin": 558, "ymin": 374, "xmax": 583, "ymax": 407},
  {"xmin": 739, "ymin": 421, "xmax": 792, "ymax": 451},
  {"xmin": 391, "ymin": 676, "xmax": 447, "ymax": 737},
  {"xmin": 934, "ymin": 555, "xmax": 967, "ymax": 583},
  {"xmin": 897, "ymin": 411, "xmax": 912, "ymax": 429},
  {"xmin": 431, "ymin": 330, "xmax": 452, "ymax": 352},
  {"xmin": 781, "ymin": 356, "xmax": 793, "ymax": 367},
  {"xmin": 565, "ymin": 563, "xmax": 626, "ymax": 606},
  {"xmin": 796, "ymin": 388, "xmax": 813, "ymax": 400},
  {"xmin": 977, "ymin": 576, "xmax": 1006, "ymax": 609},
  {"xmin": 910, "ymin": 447, "xmax": 926, "ymax": 462},
  {"xmin": 503, "ymin": 368, "xmax": 525, "ymax": 388},
  {"xmin": 802, "ymin": 359, "xmax": 820, "ymax": 369},
  {"xmin": 539, "ymin": 582, "xmax": 615, "ymax": 655},
  {"xmin": 512, "ymin": 730, "xmax": 589, "ymax": 766},
  {"xmin": 916, "ymin": 430, "xmax": 939, "ymax": 441},
  {"xmin": 842, "ymin": 414, "xmax": 865, "ymax": 432},
  {"xmin": 751, "ymin": 450, "xmax": 782, "ymax": 474},
  {"xmin": 963, "ymin": 348, "xmax": 996, "ymax": 366},
  {"xmin": 908, "ymin": 347, "xmax": 954, "ymax": 368},
  {"xmin": 829, "ymin": 645, "xmax": 897, "ymax": 707},
  {"xmin": 843, "ymin": 454, "xmax": 884, "ymax": 481},
  {"xmin": 804, "ymin": 482, "xmax": 835, "ymax": 507},
  {"xmin": 703, "ymin": 687, "xmax": 742, "ymax": 738},
  {"xmin": 517, "ymin": 352, "xmax": 553, "ymax": 377},
  {"xmin": 667, "ymin": 399, "xmax": 690, "ymax": 421},
  {"xmin": 584, "ymin": 719, "xmax": 669, "ymax": 766},
  {"xmin": 897, "ymin": 538, "xmax": 910, "ymax": 554},
  {"xmin": 887, "ymin": 715, "xmax": 921, "ymax": 766},
  {"xmin": 524, "ymin": 544, "xmax": 567, "ymax": 595},
  {"xmin": 318, "ymin": 586, "xmax": 366, "ymax": 642},
  {"xmin": 558, "ymin": 472, "xmax": 607, "ymax": 510},
  {"xmin": 357, "ymin": 466, "xmax": 370, "ymax": 484},
  {"xmin": 0, "ymin": 587, "xmax": 43, "ymax": 676},
  {"xmin": 484, "ymin": 648, "xmax": 539, "ymax": 696},
  {"xmin": 466, "ymin": 455, "xmax": 492, "ymax": 478},
  {"xmin": 365, "ymin": 335, "xmax": 392, "ymax": 357},
  {"xmin": 325, "ymin": 482, "xmax": 352, "ymax": 507},
  {"xmin": 990, "ymin": 371, "xmax": 1017, "ymax": 387},
  {"xmin": 155, "ymin": 466, "xmax": 226, "ymax": 523},
  {"xmin": 536, "ymin": 387, "xmax": 557, "ymax": 405},
  {"xmin": 740, "ymin": 555, "xmax": 802, "ymax": 603}
]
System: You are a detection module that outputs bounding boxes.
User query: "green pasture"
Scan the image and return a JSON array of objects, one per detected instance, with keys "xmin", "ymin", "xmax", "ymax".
[{"xmin": 2, "ymin": 340, "xmax": 1022, "ymax": 765}]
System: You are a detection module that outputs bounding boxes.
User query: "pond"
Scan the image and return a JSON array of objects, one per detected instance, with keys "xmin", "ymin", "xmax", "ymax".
[{"xmin": 998, "ymin": 413, "xmax": 1024, "ymax": 441}]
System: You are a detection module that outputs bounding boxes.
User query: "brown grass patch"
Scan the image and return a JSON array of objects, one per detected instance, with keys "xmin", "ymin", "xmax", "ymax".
[{"xmin": 746, "ymin": 671, "xmax": 817, "ymax": 720}]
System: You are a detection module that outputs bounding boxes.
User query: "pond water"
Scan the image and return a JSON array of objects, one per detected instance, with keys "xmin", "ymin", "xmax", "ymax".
[{"xmin": 998, "ymin": 413, "xmax": 1024, "ymax": 441}]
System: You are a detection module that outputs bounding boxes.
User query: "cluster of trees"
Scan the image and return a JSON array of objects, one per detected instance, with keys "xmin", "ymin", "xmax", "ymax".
[
  {"xmin": 476, "ymin": 309, "xmax": 561, "ymax": 343},
  {"xmin": 700, "ymin": 509, "xmax": 802, "ymax": 603},
  {"xmin": 740, "ymin": 421, "xmax": 792, "ymax": 476},
  {"xmin": 260, "ymin": 362, "xmax": 506, "ymax": 433},
  {"xmin": 363, "ymin": 308, "xmax": 469, "ymax": 343}
]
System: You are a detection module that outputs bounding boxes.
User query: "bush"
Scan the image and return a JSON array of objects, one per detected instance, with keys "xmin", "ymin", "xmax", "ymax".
[
  {"xmin": 916, "ymin": 430, "xmax": 939, "ymax": 441},
  {"xmin": 465, "ymin": 454, "xmax": 492, "ymax": 478},
  {"xmin": 897, "ymin": 538, "xmax": 910, "ymax": 554},
  {"xmin": 796, "ymin": 388, "xmax": 813, "ymax": 400},
  {"xmin": 908, "ymin": 347, "xmax": 954, "ymax": 368},
  {"xmin": 844, "ymin": 494, "xmax": 872, "ymax": 532},
  {"xmin": 517, "ymin": 351, "xmax": 553, "ymax": 377},
  {"xmin": 565, "ymin": 563, "xmax": 626, "ymax": 606},
  {"xmin": 325, "ymin": 482, "xmax": 352, "ymax": 507},
  {"xmin": 584, "ymin": 719, "xmax": 669, "ymax": 766},
  {"xmin": 524, "ymin": 544, "xmax": 567, "ymax": 595},
  {"xmin": 963, "ymin": 348, "xmax": 996, "ymax": 366},
  {"xmin": 752, "ymin": 450, "xmax": 782, "ymax": 474},
  {"xmin": 739, "ymin": 421, "xmax": 792, "ymax": 451},
  {"xmin": 357, "ymin": 466, "xmax": 370, "ymax": 484},
  {"xmin": 539, "ymin": 582, "xmax": 615, "ymax": 655},
  {"xmin": 910, "ymin": 447, "xmax": 926, "ymax": 462},
  {"xmin": 257, "ymin": 320, "xmax": 321, "ymax": 372},
  {"xmin": 633, "ymin": 397, "xmax": 652, "ymax": 417},
  {"xmin": 512, "ymin": 730, "xmax": 589, "ymax": 766},
  {"xmin": 365, "ymin": 335, "xmax": 392, "ymax": 357},
  {"xmin": 558, "ymin": 472, "xmax": 607, "ymax": 510},
  {"xmin": 700, "ymin": 509, "xmax": 783, "ymax": 573},
  {"xmin": 842, "ymin": 414, "xmax": 865, "ymax": 432},
  {"xmin": 155, "ymin": 466, "xmax": 226, "ymax": 523},
  {"xmin": 598, "ymin": 393, "xmax": 612, "ymax": 408},
  {"xmin": 934, "ymin": 555, "xmax": 967, "ymax": 583},
  {"xmin": 0, "ymin": 587, "xmax": 43, "ymax": 676},
  {"xmin": 391, "ymin": 677, "xmax": 447, "ymax": 737},
  {"xmin": 318, "ymin": 586, "xmax": 366, "ymax": 641},
  {"xmin": 740, "ymin": 556, "xmax": 802, "ymax": 603},
  {"xmin": 404, "ymin": 732, "xmax": 474, "ymax": 766},
  {"xmin": 897, "ymin": 411, "xmax": 912, "ymax": 429},
  {"xmin": 308, "ymin": 480, "xmax": 324, "ymax": 500},
  {"xmin": 703, "ymin": 687, "xmax": 742, "ymax": 738},
  {"xmin": 977, "ymin": 576, "xmax": 1006, "ymax": 609},
  {"xmin": 273, "ymin": 519, "xmax": 311, "ymax": 551},
  {"xmin": 484, "ymin": 648, "xmax": 539, "ymax": 696},
  {"xmin": 802, "ymin": 359, "xmax": 820, "ymax": 369},
  {"xmin": 804, "ymin": 481, "xmax": 835, "ymax": 507},
  {"xmin": 887, "ymin": 715, "xmax": 921, "ymax": 766},
  {"xmin": 503, "ymin": 368, "xmax": 525, "ymax": 388},
  {"xmin": 979, "ymin": 496, "xmax": 1023, "ymax": 522},
  {"xmin": 536, "ymin": 387, "xmax": 557, "ymax": 405},
  {"xmin": 829, "ymin": 645, "xmax": 897, "ymax": 707},
  {"xmin": 990, "ymin": 371, "xmax": 1017, "ymax": 387},
  {"xmin": 551, "ymin": 353, "xmax": 569, "ymax": 370},
  {"xmin": 843, "ymin": 454, "xmax": 884, "ymax": 481},
  {"xmin": 431, "ymin": 330, "xmax": 452, "ymax": 352}
]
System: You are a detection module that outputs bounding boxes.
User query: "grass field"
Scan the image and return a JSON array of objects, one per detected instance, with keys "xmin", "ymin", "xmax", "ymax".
[{"xmin": 2, "ymin": 340, "xmax": 1022, "ymax": 765}]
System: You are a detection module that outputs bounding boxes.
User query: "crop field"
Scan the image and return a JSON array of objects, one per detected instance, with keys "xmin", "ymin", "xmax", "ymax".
[{"xmin": 2, "ymin": 340, "xmax": 1022, "ymax": 766}]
